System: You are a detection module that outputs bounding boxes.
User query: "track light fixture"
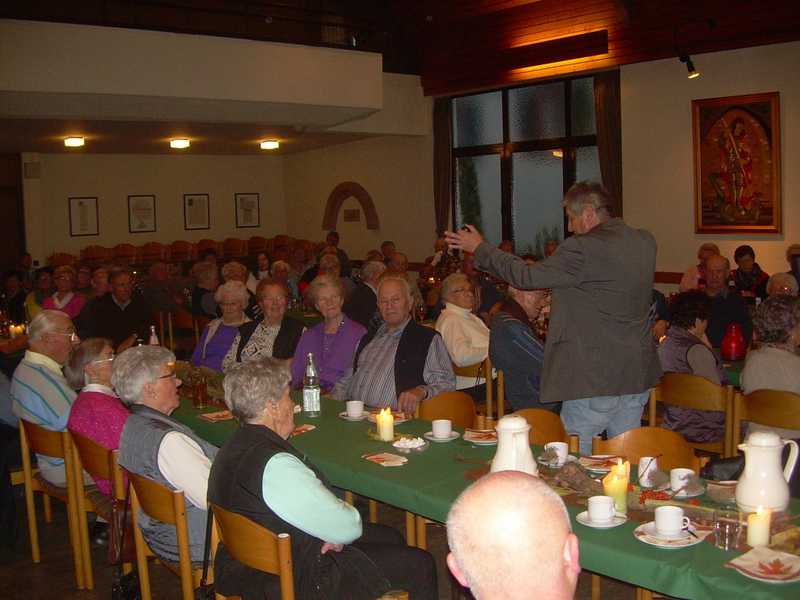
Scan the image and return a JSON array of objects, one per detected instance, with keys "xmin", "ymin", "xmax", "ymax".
[{"xmin": 680, "ymin": 55, "xmax": 700, "ymax": 79}]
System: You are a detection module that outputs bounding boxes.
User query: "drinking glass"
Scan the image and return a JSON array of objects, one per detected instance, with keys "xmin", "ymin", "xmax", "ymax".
[{"xmin": 714, "ymin": 509, "xmax": 741, "ymax": 551}]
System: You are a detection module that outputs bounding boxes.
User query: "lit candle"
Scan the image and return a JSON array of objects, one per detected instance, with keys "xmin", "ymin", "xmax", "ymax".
[
  {"xmin": 747, "ymin": 506, "xmax": 771, "ymax": 547},
  {"xmin": 376, "ymin": 407, "xmax": 394, "ymax": 442},
  {"xmin": 602, "ymin": 458, "xmax": 630, "ymax": 515}
]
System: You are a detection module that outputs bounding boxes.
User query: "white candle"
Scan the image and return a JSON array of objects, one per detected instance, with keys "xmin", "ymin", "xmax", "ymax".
[
  {"xmin": 376, "ymin": 408, "xmax": 394, "ymax": 442},
  {"xmin": 602, "ymin": 458, "xmax": 630, "ymax": 515},
  {"xmin": 747, "ymin": 506, "xmax": 771, "ymax": 547}
]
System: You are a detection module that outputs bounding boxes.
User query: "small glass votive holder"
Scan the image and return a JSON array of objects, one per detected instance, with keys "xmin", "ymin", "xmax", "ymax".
[{"xmin": 713, "ymin": 509, "xmax": 742, "ymax": 551}]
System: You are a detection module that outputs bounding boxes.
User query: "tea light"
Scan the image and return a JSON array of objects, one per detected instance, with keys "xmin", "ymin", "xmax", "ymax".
[
  {"xmin": 747, "ymin": 506, "xmax": 771, "ymax": 547},
  {"xmin": 9, "ymin": 324, "xmax": 25, "ymax": 338},
  {"xmin": 602, "ymin": 458, "xmax": 630, "ymax": 515},
  {"xmin": 376, "ymin": 407, "xmax": 394, "ymax": 442}
]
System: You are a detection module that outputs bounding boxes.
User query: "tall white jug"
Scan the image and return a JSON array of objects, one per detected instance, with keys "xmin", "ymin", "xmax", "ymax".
[
  {"xmin": 736, "ymin": 431, "xmax": 798, "ymax": 512},
  {"xmin": 491, "ymin": 415, "xmax": 538, "ymax": 476}
]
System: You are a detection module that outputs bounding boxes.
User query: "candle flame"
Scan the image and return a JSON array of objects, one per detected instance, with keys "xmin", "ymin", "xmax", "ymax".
[{"xmin": 380, "ymin": 407, "xmax": 391, "ymax": 417}]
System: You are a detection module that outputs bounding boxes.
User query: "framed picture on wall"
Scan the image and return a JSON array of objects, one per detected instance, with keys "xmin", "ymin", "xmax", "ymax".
[
  {"xmin": 68, "ymin": 196, "xmax": 99, "ymax": 237},
  {"xmin": 128, "ymin": 194, "xmax": 157, "ymax": 233},
  {"xmin": 235, "ymin": 192, "xmax": 260, "ymax": 228},
  {"xmin": 692, "ymin": 92, "xmax": 781, "ymax": 234},
  {"xmin": 184, "ymin": 193, "xmax": 210, "ymax": 230}
]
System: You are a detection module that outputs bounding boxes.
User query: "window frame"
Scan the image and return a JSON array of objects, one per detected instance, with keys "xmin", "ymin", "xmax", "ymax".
[{"xmin": 451, "ymin": 75, "xmax": 598, "ymax": 245}]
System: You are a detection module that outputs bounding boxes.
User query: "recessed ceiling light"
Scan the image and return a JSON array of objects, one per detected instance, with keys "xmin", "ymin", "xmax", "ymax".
[
  {"xmin": 170, "ymin": 138, "xmax": 190, "ymax": 149},
  {"xmin": 260, "ymin": 140, "xmax": 280, "ymax": 150},
  {"xmin": 64, "ymin": 137, "xmax": 85, "ymax": 147}
]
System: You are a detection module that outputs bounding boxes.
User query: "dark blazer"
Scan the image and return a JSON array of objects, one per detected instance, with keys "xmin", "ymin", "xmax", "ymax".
[
  {"xmin": 475, "ymin": 218, "xmax": 662, "ymax": 404},
  {"xmin": 343, "ymin": 282, "xmax": 378, "ymax": 330},
  {"xmin": 234, "ymin": 316, "xmax": 304, "ymax": 361}
]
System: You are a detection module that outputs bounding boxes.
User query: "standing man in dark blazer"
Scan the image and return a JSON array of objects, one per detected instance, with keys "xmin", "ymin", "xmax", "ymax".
[
  {"xmin": 446, "ymin": 182, "xmax": 661, "ymax": 454},
  {"xmin": 343, "ymin": 260, "xmax": 386, "ymax": 333}
]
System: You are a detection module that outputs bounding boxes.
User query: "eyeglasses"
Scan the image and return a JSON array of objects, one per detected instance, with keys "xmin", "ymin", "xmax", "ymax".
[
  {"xmin": 91, "ymin": 354, "xmax": 115, "ymax": 365},
  {"xmin": 157, "ymin": 372, "xmax": 177, "ymax": 380},
  {"xmin": 51, "ymin": 331, "xmax": 79, "ymax": 343}
]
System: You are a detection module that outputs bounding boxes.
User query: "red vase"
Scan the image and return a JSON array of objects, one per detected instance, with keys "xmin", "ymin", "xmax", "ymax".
[{"xmin": 720, "ymin": 323, "xmax": 747, "ymax": 361}]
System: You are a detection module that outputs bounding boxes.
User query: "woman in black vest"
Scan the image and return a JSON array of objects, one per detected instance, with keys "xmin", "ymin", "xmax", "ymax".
[
  {"xmin": 208, "ymin": 358, "xmax": 437, "ymax": 600},
  {"xmin": 221, "ymin": 278, "xmax": 303, "ymax": 372}
]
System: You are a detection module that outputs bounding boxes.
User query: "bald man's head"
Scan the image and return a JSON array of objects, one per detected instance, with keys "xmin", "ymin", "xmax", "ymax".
[{"xmin": 447, "ymin": 472, "xmax": 580, "ymax": 600}]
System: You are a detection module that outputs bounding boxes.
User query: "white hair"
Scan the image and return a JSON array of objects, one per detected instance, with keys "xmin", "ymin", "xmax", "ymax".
[
  {"xmin": 360, "ymin": 260, "xmax": 386, "ymax": 283},
  {"xmin": 441, "ymin": 273, "xmax": 470, "ymax": 304},
  {"xmin": 28, "ymin": 309, "xmax": 70, "ymax": 343},
  {"xmin": 377, "ymin": 272, "xmax": 412, "ymax": 303},
  {"xmin": 767, "ymin": 272, "xmax": 799, "ymax": 296},
  {"xmin": 111, "ymin": 345, "xmax": 176, "ymax": 406},
  {"xmin": 214, "ymin": 280, "xmax": 249, "ymax": 306},
  {"xmin": 270, "ymin": 260, "xmax": 290, "ymax": 275},
  {"xmin": 223, "ymin": 358, "xmax": 291, "ymax": 423}
]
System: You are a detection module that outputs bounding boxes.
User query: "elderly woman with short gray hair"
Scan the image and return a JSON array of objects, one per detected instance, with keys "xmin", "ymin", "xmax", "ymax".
[
  {"xmin": 191, "ymin": 280, "xmax": 251, "ymax": 372},
  {"xmin": 290, "ymin": 274, "xmax": 366, "ymax": 391},
  {"xmin": 115, "ymin": 345, "xmax": 217, "ymax": 563},
  {"xmin": 208, "ymin": 358, "xmax": 437, "ymax": 600}
]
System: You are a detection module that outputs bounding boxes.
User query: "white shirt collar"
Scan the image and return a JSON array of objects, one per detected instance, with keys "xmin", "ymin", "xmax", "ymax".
[
  {"xmin": 82, "ymin": 383, "xmax": 118, "ymax": 396},
  {"xmin": 24, "ymin": 350, "xmax": 64, "ymax": 375},
  {"xmin": 444, "ymin": 302, "xmax": 474, "ymax": 316}
]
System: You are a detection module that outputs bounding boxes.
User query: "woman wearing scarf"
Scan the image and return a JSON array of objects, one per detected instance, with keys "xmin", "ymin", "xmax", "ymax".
[{"xmin": 731, "ymin": 245, "xmax": 769, "ymax": 304}]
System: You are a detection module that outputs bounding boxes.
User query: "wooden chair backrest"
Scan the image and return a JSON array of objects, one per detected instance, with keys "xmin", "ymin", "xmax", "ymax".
[
  {"xmin": 451, "ymin": 359, "xmax": 496, "ymax": 418},
  {"xmin": 418, "ymin": 392, "xmax": 476, "ymax": 429},
  {"xmin": 49, "ymin": 252, "xmax": 78, "ymax": 267},
  {"xmin": 197, "ymin": 239, "xmax": 219, "ymax": 255},
  {"xmin": 70, "ymin": 432, "xmax": 125, "ymax": 499},
  {"xmin": 21, "ymin": 420, "xmax": 67, "ymax": 459},
  {"xmin": 169, "ymin": 241, "xmax": 194, "ymax": 262},
  {"xmin": 210, "ymin": 503, "xmax": 295, "ymax": 600},
  {"xmin": 113, "ymin": 244, "xmax": 138, "ymax": 261},
  {"xmin": 651, "ymin": 373, "xmax": 734, "ymax": 455},
  {"xmin": 127, "ymin": 471, "xmax": 183, "ymax": 526},
  {"xmin": 514, "ymin": 408, "xmax": 567, "ymax": 446},
  {"xmin": 248, "ymin": 236, "xmax": 267, "ymax": 255},
  {"xmin": 452, "ymin": 362, "xmax": 483, "ymax": 378},
  {"xmin": 734, "ymin": 390, "xmax": 800, "ymax": 444},
  {"xmin": 592, "ymin": 427, "xmax": 702, "ymax": 473}
]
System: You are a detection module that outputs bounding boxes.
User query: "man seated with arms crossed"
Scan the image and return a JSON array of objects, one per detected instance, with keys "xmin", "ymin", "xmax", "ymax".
[
  {"xmin": 333, "ymin": 273, "xmax": 455, "ymax": 415},
  {"xmin": 10, "ymin": 310, "xmax": 79, "ymax": 485},
  {"xmin": 447, "ymin": 471, "xmax": 580, "ymax": 600}
]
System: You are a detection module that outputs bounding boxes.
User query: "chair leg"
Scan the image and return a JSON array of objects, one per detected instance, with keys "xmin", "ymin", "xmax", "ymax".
[
  {"xmin": 415, "ymin": 516, "xmax": 427, "ymax": 550},
  {"xmin": 65, "ymin": 493, "xmax": 86, "ymax": 589},
  {"xmin": 368, "ymin": 499, "xmax": 378, "ymax": 524},
  {"xmin": 405, "ymin": 512, "xmax": 416, "ymax": 547},
  {"xmin": 43, "ymin": 494, "xmax": 53, "ymax": 522},
  {"xmin": 23, "ymin": 485, "xmax": 40, "ymax": 562},
  {"xmin": 134, "ymin": 529, "xmax": 153, "ymax": 600},
  {"xmin": 637, "ymin": 588, "xmax": 653, "ymax": 600},
  {"xmin": 344, "ymin": 491, "xmax": 354, "ymax": 505},
  {"xmin": 591, "ymin": 574, "xmax": 600, "ymax": 600}
]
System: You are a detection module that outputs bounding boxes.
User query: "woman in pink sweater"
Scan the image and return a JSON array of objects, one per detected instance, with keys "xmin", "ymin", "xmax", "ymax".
[
  {"xmin": 43, "ymin": 265, "xmax": 87, "ymax": 320},
  {"xmin": 66, "ymin": 337, "xmax": 129, "ymax": 496}
]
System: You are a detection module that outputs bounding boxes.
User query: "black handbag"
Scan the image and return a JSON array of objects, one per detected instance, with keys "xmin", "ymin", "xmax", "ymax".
[
  {"xmin": 194, "ymin": 508, "xmax": 215, "ymax": 600},
  {"xmin": 111, "ymin": 484, "xmax": 141, "ymax": 600}
]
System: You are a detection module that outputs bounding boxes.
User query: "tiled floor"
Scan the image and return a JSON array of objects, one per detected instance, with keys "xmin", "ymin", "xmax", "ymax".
[{"xmin": 0, "ymin": 492, "xmax": 637, "ymax": 599}]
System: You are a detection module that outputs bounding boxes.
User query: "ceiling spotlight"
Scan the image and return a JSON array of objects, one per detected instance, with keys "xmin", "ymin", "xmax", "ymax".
[
  {"xmin": 680, "ymin": 55, "xmax": 700, "ymax": 79},
  {"xmin": 170, "ymin": 138, "xmax": 190, "ymax": 149},
  {"xmin": 64, "ymin": 136, "xmax": 85, "ymax": 147},
  {"xmin": 260, "ymin": 140, "xmax": 280, "ymax": 150}
]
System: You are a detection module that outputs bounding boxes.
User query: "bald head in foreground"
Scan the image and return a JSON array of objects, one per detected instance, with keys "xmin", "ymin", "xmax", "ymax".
[{"xmin": 447, "ymin": 472, "xmax": 580, "ymax": 600}]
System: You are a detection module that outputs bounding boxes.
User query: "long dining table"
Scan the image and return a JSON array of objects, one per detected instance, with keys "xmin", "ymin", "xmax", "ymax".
[{"xmin": 173, "ymin": 394, "xmax": 800, "ymax": 600}]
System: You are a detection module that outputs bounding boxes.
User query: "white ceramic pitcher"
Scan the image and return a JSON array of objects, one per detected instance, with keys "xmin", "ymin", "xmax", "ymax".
[
  {"xmin": 490, "ymin": 415, "xmax": 538, "ymax": 476},
  {"xmin": 736, "ymin": 430, "xmax": 798, "ymax": 512}
]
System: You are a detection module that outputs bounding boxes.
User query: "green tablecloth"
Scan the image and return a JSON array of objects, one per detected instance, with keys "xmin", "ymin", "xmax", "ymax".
[{"xmin": 173, "ymin": 395, "xmax": 800, "ymax": 600}]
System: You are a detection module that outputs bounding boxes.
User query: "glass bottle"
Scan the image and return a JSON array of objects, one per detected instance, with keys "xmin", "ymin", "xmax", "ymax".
[{"xmin": 303, "ymin": 353, "xmax": 321, "ymax": 417}]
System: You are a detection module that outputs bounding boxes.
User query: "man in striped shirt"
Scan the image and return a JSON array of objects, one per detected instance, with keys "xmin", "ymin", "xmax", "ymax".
[
  {"xmin": 11, "ymin": 310, "xmax": 79, "ymax": 486},
  {"xmin": 333, "ymin": 274, "xmax": 454, "ymax": 414}
]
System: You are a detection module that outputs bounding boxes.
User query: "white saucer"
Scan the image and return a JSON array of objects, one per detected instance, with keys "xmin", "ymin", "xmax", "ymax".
[
  {"xmin": 423, "ymin": 431, "xmax": 460, "ymax": 443},
  {"xmin": 673, "ymin": 488, "xmax": 705, "ymax": 499},
  {"xmin": 576, "ymin": 511, "xmax": 627, "ymax": 529},
  {"xmin": 338, "ymin": 411, "xmax": 368, "ymax": 422},
  {"xmin": 537, "ymin": 455, "xmax": 578, "ymax": 469},
  {"xmin": 634, "ymin": 522, "xmax": 703, "ymax": 549}
]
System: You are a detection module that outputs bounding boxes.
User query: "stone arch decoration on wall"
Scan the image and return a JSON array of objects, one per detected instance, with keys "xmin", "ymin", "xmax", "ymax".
[{"xmin": 322, "ymin": 181, "xmax": 380, "ymax": 231}]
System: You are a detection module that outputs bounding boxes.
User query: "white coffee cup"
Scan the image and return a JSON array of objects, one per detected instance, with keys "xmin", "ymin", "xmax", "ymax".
[
  {"xmin": 545, "ymin": 441, "xmax": 569, "ymax": 466},
  {"xmin": 432, "ymin": 419, "xmax": 452, "ymax": 439},
  {"xmin": 345, "ymin": 400, "xmax": 364, "ymax": 418},
  {"xmin": 654, "ymin": 505, "xmax": 690, "ymax": 537},
  {"xmin": 638, "ymin": 456, "xmax": 659, "ymax": 487},
  {"xmin": 670, "ymin": 468, "xmax": 695, "ymax": 493},
  {"xmin": 587, "ymin": 496, "xmax": 616, "ymax": 524}
]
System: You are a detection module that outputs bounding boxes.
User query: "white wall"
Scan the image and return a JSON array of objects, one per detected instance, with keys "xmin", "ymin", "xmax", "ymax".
[
  {"xmin": 283, "ymin": 135, "xmax": 436, "ymax": 262},
  {"xmin": 622, "ymin": 41, "xmax": 800, "ymax": 276},
  {"xmin": 25, "ymin": 153, "xmax": 285, "ymax": 259}
]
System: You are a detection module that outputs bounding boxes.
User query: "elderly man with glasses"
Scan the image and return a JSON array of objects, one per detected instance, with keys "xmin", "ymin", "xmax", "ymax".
[{"xmin": 10, "ymin": 309, "xmax": 80, "ymax": 486}]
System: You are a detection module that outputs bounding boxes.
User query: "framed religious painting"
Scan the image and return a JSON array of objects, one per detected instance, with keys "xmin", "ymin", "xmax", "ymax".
[{"xmin": 692, "ymin": 92, "xmax": 781, "ymax": 234}]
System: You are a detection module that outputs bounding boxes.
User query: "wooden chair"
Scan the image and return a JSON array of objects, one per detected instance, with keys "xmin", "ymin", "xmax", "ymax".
[
  {"xmin": 81, "ymin": 245, "xmax": 113, "ymax": 266},
  {"xmin": 169, "ymin": 240, "xmax": 195, "ymax": 263},
  {"xmin": 592, "ymin": 426, "xmax": 705, "ymax": 473},
  {"xmin": 733, "ymin": 389, "xmax": 800, "ymax": 445},
  {"xmin": 113, "ymin": 244, "xmax": 139, "ymax": 264},
  {"xmin": 141, "ymin": 242, "xmax": 167, "ymax": 263},
  {"xmin": 649, "ymin": 373, "xmax": 735, "ymax": 457},
  {"xmin": 49, "ymin": 252, "xmax": 78, "ymax": 267},
  {"xmin": 197, "ymin": 239, "xmax": 220, "ymax": 258},
  {"xmin": 223, "ymin": 238, "xmax": 248, "ymax": 260},
  {"xmin": 248, "ymin": 236, "xmax": 267, "ymax": 256},
  {"xmin": 210, "ymin": 503, "xmax": 295, "ymax": 600},
  {"xmin": 418, "ymin": 391, "xmax": 476, "ymax": 429},
  {"xmin": 70, "ymin": 432, "xmax": 128, "ymax": 589},
  {"xmin": 19, "ymin": 420, "xmax": 85, "ymax": 589},
  {"xmin": 513, "ymin": 408, "xmax": 579, "ymax": 452},
  {"xmin": 126, "ymin": 470, "xmax": 217, "ymax": 600},
  {"xmin": 453, "ymin": 359, "xmax": 500, "ymax": 418}
]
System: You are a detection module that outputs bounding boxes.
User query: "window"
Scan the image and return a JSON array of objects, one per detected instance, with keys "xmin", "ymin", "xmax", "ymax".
[{"xmin": 452, "ymin": 77, "xmax": 599, "ymax": 255}]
